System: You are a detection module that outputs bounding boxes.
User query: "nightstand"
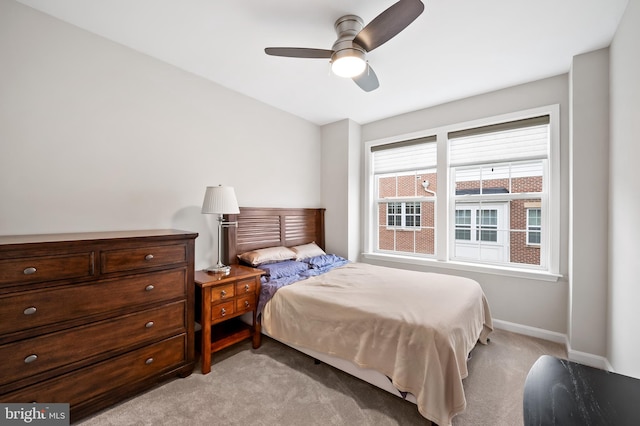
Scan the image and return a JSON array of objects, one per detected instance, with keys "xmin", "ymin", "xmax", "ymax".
[{"xmin": 194, "ymin": 265, "xmax": 263, "ymax": 374}]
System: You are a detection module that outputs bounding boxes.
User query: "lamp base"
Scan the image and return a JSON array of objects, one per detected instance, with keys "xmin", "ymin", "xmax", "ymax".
[{"xmin": 204, "ymin": 264, "xmax": 231, "ymax": 274}]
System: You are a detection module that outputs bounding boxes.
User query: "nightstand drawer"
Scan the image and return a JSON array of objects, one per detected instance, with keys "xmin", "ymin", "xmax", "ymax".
[
  {"xmin": 210, "ymin": 284, "xmax": 235, "ymax": 303},
  {"xmin": 0, "ymin": 301, "xmax": 186, "ymax": 385},
  {"xmin": 0, "ymin": 269, "xmax": 186, "ymax": 336},
  {"xmin": 236, "ymin": 294, "xmax": 256, "ymax": 314},
  {"xmin": 1, "ymin": 334, "xmax": 187, "ymax": 405},
  {"xmin": 211, "ymin": 300, "xmax": 235, "ymax": 323},
  {"xmin": 101, "ymin": 243, "xmax": 187, "ymax": 274},
  {"xmin": 0, "ymin": 252, "xmax": 94, "ymax": 287},
  {"xmin": 235, "ymin": 278, "xmax": 257, "ymax": 295}
]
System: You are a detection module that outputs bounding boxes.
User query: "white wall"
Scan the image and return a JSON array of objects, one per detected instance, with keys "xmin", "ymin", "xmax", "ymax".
[
  {"xmin": 361, "ymin": 75, "xmax": 571, "ymax": 336},
  {"xmin": 0, "ymin": 0, "xmax": 321, "ymax": 270},
  {"xmin": 568, "ymin": 48, "xmax": 610, "ymax": 360},
  {"xmin": 320, "ymin": 119, "xmax": 361, "ymax": 261},
  {"xmin": 608, "ymin": 0, "xmax": 640, "ymax": 378}
]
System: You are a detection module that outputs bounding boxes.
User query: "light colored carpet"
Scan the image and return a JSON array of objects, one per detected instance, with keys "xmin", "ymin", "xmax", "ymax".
[{"xmin": 78, "ymin": 329, "xmax": 566, "ymax": 426}]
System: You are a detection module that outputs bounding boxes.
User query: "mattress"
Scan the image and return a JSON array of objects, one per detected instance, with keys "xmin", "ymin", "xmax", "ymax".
[{"xmin": 261, "ymin": 262, "xmax": 493, "ymax": 426}]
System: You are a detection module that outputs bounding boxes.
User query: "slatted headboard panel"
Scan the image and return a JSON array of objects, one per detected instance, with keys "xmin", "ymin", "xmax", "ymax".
[{"xmin": 224, "ymin": 207, "xmax": 325, "ymax": 265}]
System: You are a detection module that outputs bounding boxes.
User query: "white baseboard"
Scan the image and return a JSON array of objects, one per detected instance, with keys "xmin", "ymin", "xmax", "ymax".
[
  {"xmin": 492, "ymin": 319, "xmax": 611, "ymax": 370},
  {"xmin": 567, "ymin": 346, "xmax": 613, "ymax": 371},
  {"xmin": 492, "ymin": 319, "xmax": 567, "ymax": 344}
]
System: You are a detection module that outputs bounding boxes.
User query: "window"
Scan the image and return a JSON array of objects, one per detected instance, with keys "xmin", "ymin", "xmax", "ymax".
[
  {"xmin": 387, "ymin": 202, "xmax": 421, "ymax": 228},
  {"xmin": 372, "ymin": 137, "xmax": 436, "ymax": 256},
  {"xmin": 365, "ymin": 106, "xmax": 559, "ymax": 276},
  {"xmin": 455, "ymin": 209, "xmax": 471, "ymax": 240},
  {"xmin": 454, "ymin": 203, "xmax": 509, "ymax": 262},
  {"xmin": 527, "ymin": 208, "xmax": 541, "ymax": 245}
]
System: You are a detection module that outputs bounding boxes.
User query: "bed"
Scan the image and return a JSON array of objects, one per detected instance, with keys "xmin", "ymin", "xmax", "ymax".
[{"xmin": 224, "ymin": 207, "xmax": 493, "ymax": 426}]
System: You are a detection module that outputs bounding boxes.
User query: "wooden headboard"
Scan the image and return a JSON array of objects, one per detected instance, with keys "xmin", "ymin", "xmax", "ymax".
[{"xmin": 224, "ymin": 207, "xmax": 325, "ymax": 265}]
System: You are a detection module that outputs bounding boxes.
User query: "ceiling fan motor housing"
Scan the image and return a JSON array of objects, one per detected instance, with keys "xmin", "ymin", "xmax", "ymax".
[{"xmin": 331, "ymin": 15, "xmax": 366, "ymax": 65}]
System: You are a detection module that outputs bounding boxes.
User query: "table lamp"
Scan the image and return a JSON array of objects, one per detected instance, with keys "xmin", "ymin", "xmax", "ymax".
[{"xmin": 201, "ymin": 185, "xmax": 240, "ymax": 273}]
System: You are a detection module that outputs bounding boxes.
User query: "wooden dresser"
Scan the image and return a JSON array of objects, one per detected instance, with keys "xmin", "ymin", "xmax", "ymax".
[{"xmin": 0, "ymin": 229, "xmax": 197, "ymax": 422}]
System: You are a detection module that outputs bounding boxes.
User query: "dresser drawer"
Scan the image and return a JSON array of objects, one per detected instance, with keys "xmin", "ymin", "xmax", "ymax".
[
  {"xmin": 211, "ymin": 300, "xmax": 235, "ymax": 323},
  {"xmin": 0, "ymin": 268, "xmax": 186, "ymax": 336},
  {"xmin": 1, "ymin": 334, "xmax": 186, "ymax": 405},
  {"xmin": 210, "ymin": 283, "xmax": 235, "ymax": 303},
  {"xmin": 0, "ymin": 252, "xmax": 94, "ymax": 287},
  {"xmin": 0, "ymin": 301, "xmax": 186, "ymax": 385},
  {"xmin": 101, "ymin": 243, "xmax": 187, "ymax": 274},
  {"xmin": 236, "ymin": 294, "xmax": 256, "ymax": 314},
  {"xmin": 235, "ymin": 278, "xmax": 257, "ymax": 295}
]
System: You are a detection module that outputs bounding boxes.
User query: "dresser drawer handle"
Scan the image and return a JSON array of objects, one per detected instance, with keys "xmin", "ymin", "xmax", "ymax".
[
  {"xmin": 23, "ymin": 267, "xmax": 37, "ymax": 275},
  {"xmin": 145, "ymin": 285, "xmax": 155, "ymax": 291},
  {"xmin": 23, "ymin": 306, "xmax": 37, "ymax": 315},
  {"xmin": 220, "ymin": 290, "xmax": 227, "ymax": 298},
  {"xmin": 221, "ymin": 307, "xmax": 227, "ymax": 317},
  {"xmin": 145, "ymin": 254, "xmax": 154, "ymax": 261},
  {"xmin": 244, "ymin": 284, "xmax": 250, "ymax": 292},
  {"xmin": 244, "ymin": 301, "xmax": 250, "ymax": 308},
  {"xmin": 145, "ymin": 358, "xmax": 154, "ymax": 365},
  {"xmin": 145, "ymin": 321, "xmax": 154, "ymax": 328},
  {"xmin": 24, "ymin": 354, "xmax": 38, "ymax": 364}
]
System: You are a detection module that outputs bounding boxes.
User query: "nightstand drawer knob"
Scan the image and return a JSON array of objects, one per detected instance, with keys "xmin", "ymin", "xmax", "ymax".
[
  {"xmin": 23, "ymin": 267, "xmax": 37, "ymax": 275},
  {"xmin": 24, "ymin": 354, "xmax": 38, "ymax": 364},
  {"xmin": 145, "ymin": 254, "xmax": 154, "ymax": 261},
  {"xmin": 23, "ymin": 306, "xmax": 37, "ymax": 315},
  {"xmin": 145, "ymin": 358, "xmax": 154, "ymax": 365},
  {"xmin": 220, "ymin": 290, "xmax": 227, "ymax": 298},
  {"xmin": 145, "ymin": 321, "xmax": 154, "ymax": 328},
  {"xmin": 145, "ymin": 285, "xmax": 155, "ymax": 291},
  {"xmin": 244, "ymin": 284, "xmax": 250, "ymax": 292},
  {"xmin": 221, "ymin": 307, "xmax": 227, "ymax": 317},
  {"xmin": 244, "ymin": 301, "xmax": 250, "ymax": 308}
]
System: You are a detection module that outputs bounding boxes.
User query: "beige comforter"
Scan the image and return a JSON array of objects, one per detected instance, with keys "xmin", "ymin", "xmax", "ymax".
[{"xmin": 262, "ymin": 262, "xmax": 493, "ymax": 426}]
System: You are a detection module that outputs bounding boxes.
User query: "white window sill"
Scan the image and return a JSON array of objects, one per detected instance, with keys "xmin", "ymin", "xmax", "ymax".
[{"xmin": 361, "ymin": 252, "xmax": 562, "ymax": 282}]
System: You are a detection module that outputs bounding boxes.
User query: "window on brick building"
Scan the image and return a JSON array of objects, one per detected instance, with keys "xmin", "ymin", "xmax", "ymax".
[
  {"xmin": 365, "ymin": 106, "xmax": 559, "ymax": 276},
  {"xmin": 527, "ymin": 208, "xmax": 542, "ymax": 245},
  {"xmin": 387, "ymin": 202, "xmax": 421, "ymax": 228},
  {"xmin": 371, "ymin": 136, "xmax": 437, "ymax": 256}
]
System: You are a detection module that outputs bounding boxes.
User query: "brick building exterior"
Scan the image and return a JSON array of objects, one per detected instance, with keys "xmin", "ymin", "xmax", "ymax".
[{"xmin": 377, "ymin": 173, "xmax": 542, "ymax": 265}]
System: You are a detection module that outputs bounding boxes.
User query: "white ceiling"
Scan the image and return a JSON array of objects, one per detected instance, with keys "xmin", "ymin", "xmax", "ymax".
[{"xmin": 16, "ymin": 0, "xmax": 628, "ymax": 125}]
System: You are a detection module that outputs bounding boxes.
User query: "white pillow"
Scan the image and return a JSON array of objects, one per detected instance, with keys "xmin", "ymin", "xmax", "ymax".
[
  {"xmin": 290, "ymin": 242, "xmax": 326, "ymax": 261},
  {"xmin": 238, "ymin": 246, "xmax": 296, "ymax": 266}
]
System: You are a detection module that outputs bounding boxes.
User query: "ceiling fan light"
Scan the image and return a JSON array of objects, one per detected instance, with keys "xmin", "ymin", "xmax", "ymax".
[{"xmin": 331, "ymin": 49, "xmax": 366, "ymax": 78}]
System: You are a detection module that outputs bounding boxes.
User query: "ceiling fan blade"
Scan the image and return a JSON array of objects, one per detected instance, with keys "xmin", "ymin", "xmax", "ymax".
[
  {"xmin": 353, "ymin": 64, "xmax": 379, "ymax": 92},
  {"xmin": 353, "ymin": 0, "xmax": 424, "ymax": 52},
  {"xmin": 264, "ymin": 47, "xmax": 333, "ymax": 59}
]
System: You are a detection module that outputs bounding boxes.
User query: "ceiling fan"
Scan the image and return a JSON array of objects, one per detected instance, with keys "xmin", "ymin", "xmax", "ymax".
[{"xmin": 264, "ymin": 0, "xmax": 425, "ymax": 92}]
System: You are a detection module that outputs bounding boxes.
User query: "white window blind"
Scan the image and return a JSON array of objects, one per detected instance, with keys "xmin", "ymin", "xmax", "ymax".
[
  {"xmin": 449, "ymin": 116, "xmax": 549, "ymax": 167},
  {"xmin": 372, "ymin": 136, "xmax": 437, "ymax": 174}
]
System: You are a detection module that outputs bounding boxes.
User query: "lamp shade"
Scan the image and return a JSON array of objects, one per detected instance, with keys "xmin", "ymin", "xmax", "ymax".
[
  {"xmin": 201, "ymin": 186, "xmax": 240, "ymax": 215},
  {"xmin": 331, "ymin": 48, "xmax": 366, "ymax": 78}
]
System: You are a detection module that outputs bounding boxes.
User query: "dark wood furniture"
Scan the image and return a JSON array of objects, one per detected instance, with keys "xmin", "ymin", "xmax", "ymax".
[
  {"xmin": 195, "ymin": 266, "xmax": 263, "ymax": 374},
  {"xmin": 0, "ymin": 230, "xmax": 197, "ymax": 423},
  {"xmin": 224, "ymin": 207, "xmax": 326, "ymax": 265},
  {"xmin": 523, "ymin": 355, "xmax": 640, "ymax": 425}
]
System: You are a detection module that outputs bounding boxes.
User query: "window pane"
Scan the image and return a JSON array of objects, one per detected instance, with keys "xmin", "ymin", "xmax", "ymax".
[
  {"xmin": 511, "ymin": 162, "xmax": 543, "ymax": 194},
  {"xmin": 455, "ymin": 209, "xmax": 471, "ymax": 240},
  {"xmin": 455, "ymin": 161, "xmax": 544, "ymax": 196},
  {"xmin": 527, "ymin": 207, "xmax": 542, "ymax": 245},
  {"xmin": 456, "ymin": 229, "xmax": 471, "ymax": 240},
  {"xmin": 528, "ymin": 231, "xmax": 541, "ymax": 245},
  {"xmin": 456, "ymin": 209, "xmax": 471, "ymax": 224},
  {"xmin": 480, "ymin": 165, "xmax": 510, "ymax": 194}
]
